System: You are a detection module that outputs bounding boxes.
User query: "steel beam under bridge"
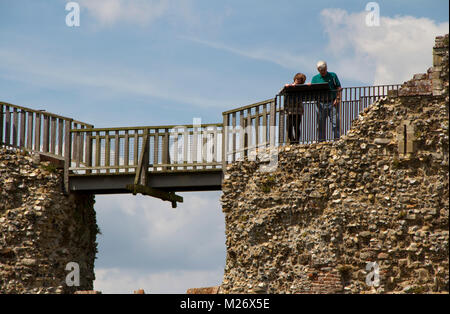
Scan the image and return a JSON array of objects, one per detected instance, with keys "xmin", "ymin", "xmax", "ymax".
[{"xmin": 69, "ymin": 169, "xmax": 223, "ymax": 194}]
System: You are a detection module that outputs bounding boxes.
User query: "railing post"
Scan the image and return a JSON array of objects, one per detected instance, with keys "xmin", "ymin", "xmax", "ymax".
[
  {"xmin": 254, "ymin": 105, "xmax": 259, "ymax": 151},
  {"xmin": 153, "ymin": 129, "xmax": 158, "ymax": 171},
  {"xmin": 278, "ymin": 95, "xmax": 285, "ymax": 145},
  {"xmin": 339, "ymin": 96, "xmax": 343, "ymax": 139},
  {"xmin": 162, "ymin": 128, "xmax": 169, "ymax": 171},
  {"xmin": 34, "ymin": 112, "xmax": 40, "ymax": 151},
  {"xmin": 173, "ymin": 127, "xmax": 178, "ymax": 168},
  {"xmin": 105, "ymin": 130, "xmax": 110, "ymax": 174},
  {"xmin": 239, "ymin": 110, "xmax": 245, "ymax": 159},
  {"xmin": 114, "ymin": 130, "xmax": 120, "ymax": 174},
  {"xmin": 27, "ymin": 112, "xmax": 33, "ymax": 150},
  {"xmin": 142, "ymin": 128, "xmax": 149, "ymax": 184},
  {"xmin": 19, "ymin": 110, "xmax": 26, "ymax": 148},
  {"xmin": 0, "ymin": 104, "xmax": 4, "ymax": 145},
  {"xmin": 50, "ymin": 116, "xmax": 56, "ymax": 154},
  {"xmin": 12, "ymin": 108, "xmax": 18, "ymax": 147},
  {"xmin": 262, "ymin": 105, "xmax": 267, "ymax": 147},
  {"xmin": 86, "ymin": 130, "xmax": 92, "ymax": 174},
  {"xmin": 124, "ymin": 130, "xmax": 130, "ymax": 173},
  {"xmin": 231, "ymin": 112, "xmax": 236, "ymax": 162},
  {"xmin": 64, "ymin": 119, "xmax": 72, "ymax": 195},
  {"xmin": 58, "ymin": 118, "xmax": 64, "ymax": 156},
  {"xmin": 183, "ymin": 127, "xmax": 189, "ymax": 170},
  {"xmin": 222, "ymin": 113, "xmax": 228, "ymax": 170},
  {"xmin": 246, "ymin": 108, "xmax": 251, "ymax": 156},
  {"xmin": 133, "ymin": 131, "xmax": 139, "ymax": 172},
  {"xmin": 43, "ymin": 114, "xmax": 49, "ymax": 152},
  {"xmin": 192, "ymin": 123, "xmax": 198, "ymax": 170},
  {"xmin": 5, "ymin": 106, "xmax": 11, "ymax": 146},
  {"xmin": 269, "ymin": 98, "xmax": 276, "ymax": 147}
]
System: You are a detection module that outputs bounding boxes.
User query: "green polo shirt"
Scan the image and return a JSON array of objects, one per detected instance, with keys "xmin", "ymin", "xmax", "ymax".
[{"xmin": 311, "ymin": 71, "xmax": 341, "ymax": 99}]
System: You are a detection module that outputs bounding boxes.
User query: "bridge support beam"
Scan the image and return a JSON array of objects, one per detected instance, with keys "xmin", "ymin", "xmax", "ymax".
[
  {"xmin": 127, "ymin": 129, "xmax": 184, "ymax": 207},
  {"xmin": 126, "ymin": 184, "xmax": 183, "ymax": 208},
  {"xmin": 134, "ymin": 129, "xmax": 150, "ymax": 186}
]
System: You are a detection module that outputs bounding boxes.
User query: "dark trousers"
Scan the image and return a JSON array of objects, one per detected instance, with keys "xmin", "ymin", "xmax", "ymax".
[
  {"xmin": 287, "ymin": 113, "xmax": 302, "ymax": 144},
  {"xmin": 317, "ymin": 102, "xmax": 340, "ymax": 142}
]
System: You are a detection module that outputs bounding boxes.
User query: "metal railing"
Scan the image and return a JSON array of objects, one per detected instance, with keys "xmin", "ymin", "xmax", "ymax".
[
  {"xmin": 222, "ymin": 84, "xmax": 401, "ymax": 165},
  {"xmin": 68, "ymin": 123, "xmax": 224, "ymax": 175},
  {"xmin": 0, "ymin": 101, "xmax": 93, "ymax": 158},
  {"xmin": 1, "ymin": 101, "xmax": 94, "ymax": 193},
  {"xmin": 339, "ymin": 85, "xmax": 400, "ymax": 138},
  {"xmin": 222, "ymin": 98, "xmax": 278, "ymax": 165}
]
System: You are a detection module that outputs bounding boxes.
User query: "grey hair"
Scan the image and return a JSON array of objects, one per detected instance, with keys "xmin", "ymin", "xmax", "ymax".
[{"xmin": 317, "ymin": 60, "xmax": 327, "ymax": 70}]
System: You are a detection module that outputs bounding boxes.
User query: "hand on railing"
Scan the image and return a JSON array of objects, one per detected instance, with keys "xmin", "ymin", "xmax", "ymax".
[
  {"xmin": 279, "ymin": 84, "xmax": 292, "ymax": 94},
  {"xmin": 333, "ymin": 99, "xmax": 339, "ymax": 107},
  {"xmin": 333, "ymin": 87, "xmax": 342, "ymax": 107}
]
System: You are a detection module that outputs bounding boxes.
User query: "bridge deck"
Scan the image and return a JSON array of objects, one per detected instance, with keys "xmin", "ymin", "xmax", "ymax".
[{"xmin": 69, "ymin": 169, "xmax": 223, "ymax": 193}]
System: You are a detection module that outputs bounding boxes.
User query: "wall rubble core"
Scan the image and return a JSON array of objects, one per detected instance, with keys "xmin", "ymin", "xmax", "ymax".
[
  {"xmin": 219, "ymin": 34, "xmax": 449, "ymax": 294},
  {"xmin": 0, "ymin": 148, "xmax": 98, "ymax": 294}
]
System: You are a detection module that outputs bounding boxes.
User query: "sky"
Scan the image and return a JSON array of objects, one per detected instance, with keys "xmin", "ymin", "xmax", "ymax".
[{"xmin": 1, "ymin": 0, "xmax": 448, "ymax": 293}]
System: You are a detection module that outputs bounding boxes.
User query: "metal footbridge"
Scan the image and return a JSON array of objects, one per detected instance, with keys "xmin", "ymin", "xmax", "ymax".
[{"xmin": 1, "ymin": 84, "xmax": 399, "ymax": 207}]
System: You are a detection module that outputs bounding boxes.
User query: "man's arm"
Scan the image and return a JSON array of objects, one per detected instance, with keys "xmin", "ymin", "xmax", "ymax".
[
  {"xmin": 333, "ymin": 74, "xmax": 342, "ymax": 106},
  {"xmin": 334, "ymin": 87, "xmax": 342, "ymax": 106}
]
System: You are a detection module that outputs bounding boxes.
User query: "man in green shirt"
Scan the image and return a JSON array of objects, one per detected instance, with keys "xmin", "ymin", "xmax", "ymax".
[{"xmin": 311, "ymin": 61, "xmax": 342, "ymax": 142}]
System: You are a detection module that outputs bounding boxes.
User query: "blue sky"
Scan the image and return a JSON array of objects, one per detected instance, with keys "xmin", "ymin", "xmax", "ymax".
[{"xmin": 1, "ymin": 0, "xmax": 448, "ymax": 293}]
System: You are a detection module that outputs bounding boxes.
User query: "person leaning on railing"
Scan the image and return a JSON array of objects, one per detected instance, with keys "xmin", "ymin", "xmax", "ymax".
[
  {"xmin": 310, "ymin": 61, "xmax": 342, "ymax": 142},
  {"xmin": 284, "ymin": 73, "xmax": 306, "ymax": 144}
]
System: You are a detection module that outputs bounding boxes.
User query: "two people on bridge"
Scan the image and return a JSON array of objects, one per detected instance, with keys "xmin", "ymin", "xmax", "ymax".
[{"xmin": 284, "ymin": 61, "xmax": 342, "ymax": 143}]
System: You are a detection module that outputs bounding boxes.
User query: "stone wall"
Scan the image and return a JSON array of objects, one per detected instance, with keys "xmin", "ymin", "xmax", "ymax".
[
  {"xmin": 219, "ymin": 34, "xmax": 449, "ymax": 294},
  {"xmin": 0, "ymin": 147, "xmax": 98, "ymax": 294},
  {"xmin": 432, "ymin": 34, "xmax": 449, "ymax": 96},
  {"xmin": 398, "ymin": 70, "xmax": 433, "ymax": 96}
]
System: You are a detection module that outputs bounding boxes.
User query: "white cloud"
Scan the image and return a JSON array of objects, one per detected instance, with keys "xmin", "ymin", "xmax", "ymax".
[
  {"xmin": 94, "ymin": 267, "xmax": 223, "ymax": 294},
  {"xmin": 320, "ymin": 8, "xmax": 449, "ymax": 85}
]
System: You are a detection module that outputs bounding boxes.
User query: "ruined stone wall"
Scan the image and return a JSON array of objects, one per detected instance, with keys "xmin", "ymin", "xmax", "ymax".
[
  {"xmin": 220, "ymin": 35, "xmax": 449, "ymax": 294},
  {"xmin": 432, "ymin": 34, "xmax": 449, "ymax": 96},
  {"xmin": 0, "ymin": 148, "xmax": 98, "ymax": 294}
]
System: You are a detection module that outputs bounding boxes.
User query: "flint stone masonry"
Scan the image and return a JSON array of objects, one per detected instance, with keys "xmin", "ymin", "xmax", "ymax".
[
  {"xmin": 220, "ymin": 97, "xmax": 449, "ymax": 294},
  {"xmin": 0, "ymin": 147, "xmax": 98, "ymax": 294},
  {"xmin": 219, "ymin": 34, "xmax": 449, "ymax": 294}
]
